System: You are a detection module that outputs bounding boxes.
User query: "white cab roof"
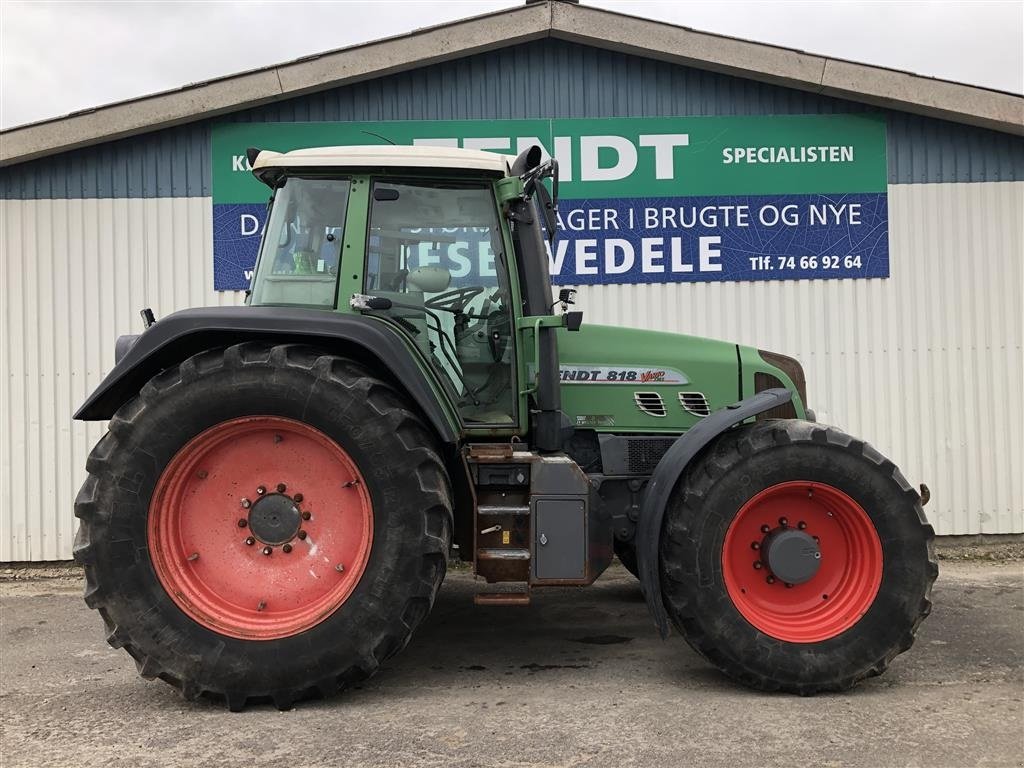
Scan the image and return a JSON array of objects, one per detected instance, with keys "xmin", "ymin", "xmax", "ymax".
[{"xmin": 252, "ymin": 145, "xmax": 511, "ymax": 175}]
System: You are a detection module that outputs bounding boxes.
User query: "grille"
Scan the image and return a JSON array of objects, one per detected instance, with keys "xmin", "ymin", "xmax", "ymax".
[
  {"xmin": 634, "ymin": 391, "xmax": 667, "ymax": 417},
  {"xmin": 678, "ymin": 392, "xmax": 711, "ymax": 417},
  {"xmin": 626, "ymin": 438, "xmax": 676, "ymax": 474}
]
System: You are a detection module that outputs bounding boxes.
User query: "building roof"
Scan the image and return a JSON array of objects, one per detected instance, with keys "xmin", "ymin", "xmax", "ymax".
[
  {"xmin": 2, "ymin": 1, "xmax": 1022, "ymax": 167},
  {"xmin": 252, "ymin": 145, "xmax": 510, "ymax": 176}
]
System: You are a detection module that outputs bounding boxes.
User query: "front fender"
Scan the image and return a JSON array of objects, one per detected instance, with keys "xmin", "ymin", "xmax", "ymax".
[
  {"xmin": 637, "ymin": 388, "xmax": 794, "ymax": 637},
  {"xmin": 73, "ymin": 306, "xmax": 459, "ymax": 444}
]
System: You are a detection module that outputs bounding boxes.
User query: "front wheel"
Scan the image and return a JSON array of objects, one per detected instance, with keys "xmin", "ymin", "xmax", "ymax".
[
  {"xmin": 660, "ymin": 419, "xmax": 937, "ymax": 694},
  {"xmin": 74, "ymin": 343, "xmax": 452, "ymax": 710}
]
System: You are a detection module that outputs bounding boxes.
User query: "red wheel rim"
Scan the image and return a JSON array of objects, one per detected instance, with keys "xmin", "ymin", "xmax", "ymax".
[
  {"xmin": 148, "ymin": 416, "xmax": 373, "ymax": 640},
  {"xmin": 722, "ymin": 481, "xmax": 882, "ymax": 643}
]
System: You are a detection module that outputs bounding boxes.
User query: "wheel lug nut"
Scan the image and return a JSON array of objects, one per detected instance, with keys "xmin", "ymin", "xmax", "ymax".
[
  {"xmin": 785, "ymin": 582, "xmax": 793, "ymax": 588},
  {"xmin": 753, "ymin": 561, "xmax": 763, "ymax": 570},
  {"xmin": 262, "ymin": 546, "xmax": 272, "ymax": 556},
  {"xmin": 187, "ymin": 552, "xmax": 199, "ymax": 562},
  {"xmin": 798, "ymin": 521, "xmax": 807, "ymax": 530},
  {"xmin": 297, "ymin": 530, "xmax": 307, "ymax": 540},
  {"xmin": 257, "ymin": 600, "xmax": 266, "ymax": 612},
  {"xmin": 760, "ymin": 525, "xmax": 770, "ymax": 533},
  {"xmin": 277, "ymin": 483, "xmax": 286, "ymax": 493},
  {"xmin": 240, "ymin": 498, "xmax": 251, "ymax": 509},
  {"xmin": 778, "ymin": 517, "xmax": 788, "ymax": 527},
  {"xmin": 293, "ymin": 493, "xmax": 303, "ymax": 503},
  {"xmin": 750, "ymin": 542, "xmax": 760, "ymax": 550},
  {"xmin": 335, "ymin": 563, "xmax": 345, "ymax": 573},
  {"xmin": 245, "ymin": 537, "xmax": 255, "ymax": 546},
  {"xmin": 301, "ymin": 511, "xmax": 311, "ymax": 521},
  {"xmin": 813, "ymin": 535, "xmax": 820, "ymax": 543},
  {"xmin": 238, "ymin": 519, "xmax": 247, "ymax": 528},
  {"xmin": 197, "ymin": 470, "xmax": 208, "ymax": 479},
  {"xmin": 766, "ymin": 576, "xmax": 775, "ymax": 584},
  {"xmin": 283, "ymin": 543, "xmax": 293, "ymax": 553},
  {"xmin": 256, "ymin": 486, "xmax": 266, "ymax": 495}
]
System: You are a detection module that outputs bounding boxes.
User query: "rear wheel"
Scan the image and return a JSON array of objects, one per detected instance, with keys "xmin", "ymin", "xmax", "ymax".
[
  {"xmin": 660, "ymin": 419, "xmax": 937, "ymax": 694},
  {"xmin": 74, "ymin": 343, "xmax": 452, "ymax": 709}
]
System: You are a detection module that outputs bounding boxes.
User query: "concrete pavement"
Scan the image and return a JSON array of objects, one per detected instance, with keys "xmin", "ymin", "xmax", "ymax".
[{"xmin": 1, "ymin": 560, "xmax": 1021, "ymax": 768}]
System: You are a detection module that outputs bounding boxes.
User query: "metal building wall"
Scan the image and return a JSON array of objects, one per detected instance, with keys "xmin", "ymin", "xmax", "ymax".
[
  {"xmin": 2, "ymin": 180, "xmax": 1021, "ymax": 560},
  {"xmin": 1, "ymin": 38, "xmax": 1022, "ymax": 560},
  {"xmin": 577, "ymin": 181, "xmax": 1024, "ymax": 538},
  {"xmin": 0, "ymin": 198, "xmax": 243, "ymax": 561}
]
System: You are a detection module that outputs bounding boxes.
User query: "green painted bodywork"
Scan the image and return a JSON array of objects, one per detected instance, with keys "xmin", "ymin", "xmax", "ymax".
[
  {"xmin": 554, "ymin": 324, "xmax": 738, "ymax": 433},
  {"xmin": 554, "ymin": 325, "xmax": 805, "ymax": 432}
]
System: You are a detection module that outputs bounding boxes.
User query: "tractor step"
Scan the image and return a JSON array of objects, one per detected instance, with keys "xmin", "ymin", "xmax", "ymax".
[{"xmin": 474, "ymin": 590, "xmax": 531, "ymax": 606}]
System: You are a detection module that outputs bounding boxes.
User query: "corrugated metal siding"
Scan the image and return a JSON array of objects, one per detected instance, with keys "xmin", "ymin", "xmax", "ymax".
[
  {"xmin": 575, "ymin": 181, "xmax": 1024, "ymax": 538},
  {"xmin": 2, "ymin": 38, "xmax": 1022, "ymax": 200},
  {"xmin": 1, "ymin": 182, "xmax": 1020, "ymax": 560},
  {"xmin": 0, "ymin": 197, "xmax": 243, "ymax": 561},
  {"xmin": 1, "ymin": 122, "xmax": 210, "ymax": 200}
]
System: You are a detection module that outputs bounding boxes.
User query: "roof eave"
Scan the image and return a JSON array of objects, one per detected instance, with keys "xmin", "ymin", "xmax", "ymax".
[
  {"xmin": 549, "ymin": 3, "xmax": 1024, "ymax": 137},
  {"xmin": 2, "ymin": 0, "xmax": 1021, "ymax": 168}
]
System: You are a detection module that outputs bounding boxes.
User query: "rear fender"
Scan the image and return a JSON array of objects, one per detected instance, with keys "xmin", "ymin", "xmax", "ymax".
[
  {"xmin": 637, "ymin": 388, "xmax": 794, "ymax": 637},
  {"xmin": 73, "ymin": 306, "xmax": 459, "ymax": 444}
]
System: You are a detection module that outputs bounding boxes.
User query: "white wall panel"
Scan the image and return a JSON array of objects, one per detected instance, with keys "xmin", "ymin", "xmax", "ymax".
[
  {"xmin": 1, "ymin": 181, "xmax": 1021, "ymax": 559},
  {"xmin": 0, "ymin": 197, "xmax": 244, "ymax": 561},
  {"xmin": 575, "ymin": 182, "xmax": 1023, "ymax": 537}
]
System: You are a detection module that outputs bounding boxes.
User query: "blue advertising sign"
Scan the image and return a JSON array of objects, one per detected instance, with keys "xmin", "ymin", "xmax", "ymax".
[{"xmin": 211, "ymin": 115, "xmax": 888, "ymax": 290}]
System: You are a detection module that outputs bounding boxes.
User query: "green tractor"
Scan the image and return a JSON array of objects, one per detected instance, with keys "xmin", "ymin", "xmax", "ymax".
[{"xmin": 73, "ymin": 144, "xmax": 936, "ymax": 709}]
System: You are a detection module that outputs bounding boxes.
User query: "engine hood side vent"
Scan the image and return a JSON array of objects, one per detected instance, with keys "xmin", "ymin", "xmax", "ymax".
[
  {"xmin": 634, "ymin": 391, "xmax": 667, "ymax": 417},
  {"xmin": 678, "ymin": 391, "xmax": 711, "ymax": 417}
]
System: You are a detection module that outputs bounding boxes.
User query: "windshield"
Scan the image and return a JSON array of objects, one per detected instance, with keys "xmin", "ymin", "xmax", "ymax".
[
  {"xmin": 364, "ymin": 180, "xmax": 516, "ymax": 425},
  {"xmin": 249, "ymin": 177, "xmax": 351, "ymax": 308}
]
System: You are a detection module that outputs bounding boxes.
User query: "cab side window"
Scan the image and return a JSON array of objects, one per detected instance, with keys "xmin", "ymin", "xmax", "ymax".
[{"xmin": 250, "ymin": 178, "xmax": 350, "ymax": 308}]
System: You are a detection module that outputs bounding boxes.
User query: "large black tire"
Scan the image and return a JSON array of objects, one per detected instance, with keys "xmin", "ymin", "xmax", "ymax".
[
  {"xmin": 73, "ymin": 343, "xmax": 452, "ymax": 710},
  {"xmin": 660, "ymin": 419, "xmax": 937, "ymax": 694}
]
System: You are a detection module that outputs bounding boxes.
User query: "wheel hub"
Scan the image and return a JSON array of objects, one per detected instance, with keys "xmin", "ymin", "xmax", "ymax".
[
  {"xmin": 248, "ymin": 493, "xmax": 301, "ymax": 545},
  {"xmin": 761, "ymin": 528, "xmax": 821, "ymax": 584}
]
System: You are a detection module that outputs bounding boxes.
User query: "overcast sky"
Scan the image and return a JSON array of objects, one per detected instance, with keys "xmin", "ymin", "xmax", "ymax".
[{"xmin": 1, "ymin": 0, "xmax": 1021, "ymax": 130}]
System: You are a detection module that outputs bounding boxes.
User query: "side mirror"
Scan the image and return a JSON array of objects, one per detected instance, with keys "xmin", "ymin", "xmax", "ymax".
[{"xmin": 549, "ymin": 158, "xmax": 559, "ymax": 212}]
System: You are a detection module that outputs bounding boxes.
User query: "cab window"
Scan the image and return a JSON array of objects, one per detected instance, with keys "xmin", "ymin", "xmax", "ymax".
[
  {"xmin": 364, "ymin": 180, "xmax": 515, "ymax": 425},
  {"xmin": 250, "ymin": 178, "xmax": 350, "ymax": 308}
]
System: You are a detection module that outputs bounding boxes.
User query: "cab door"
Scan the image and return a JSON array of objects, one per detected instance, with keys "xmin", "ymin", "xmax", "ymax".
[{"xmin": 360, "ymin": 178, "xmax": 520, "ymax": 430}]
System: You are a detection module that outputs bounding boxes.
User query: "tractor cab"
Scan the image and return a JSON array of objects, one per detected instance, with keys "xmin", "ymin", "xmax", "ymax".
[{"xmin": 247, "ymin": 145, "xmax": 560, "ymax": 432}]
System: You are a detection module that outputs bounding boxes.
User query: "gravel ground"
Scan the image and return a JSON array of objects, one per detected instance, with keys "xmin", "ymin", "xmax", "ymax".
[{"xmin": 1, "ymin": 559, "xmax": 1022, "ymax": 768}]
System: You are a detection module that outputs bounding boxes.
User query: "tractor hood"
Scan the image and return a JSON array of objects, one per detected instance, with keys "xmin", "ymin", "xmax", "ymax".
[{"xmin": 554, "ymin": 323, "xmax": 805, "ymax": 433}]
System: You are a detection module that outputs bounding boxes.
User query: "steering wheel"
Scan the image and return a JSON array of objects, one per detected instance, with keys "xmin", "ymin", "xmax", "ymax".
[
  {"xmin": 424, "ymin": 286, "xmax": 484, "ymax": 313},
  {"xmin": 486, "ymin": 310, "xmax": 511, "ymax": 362}
]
